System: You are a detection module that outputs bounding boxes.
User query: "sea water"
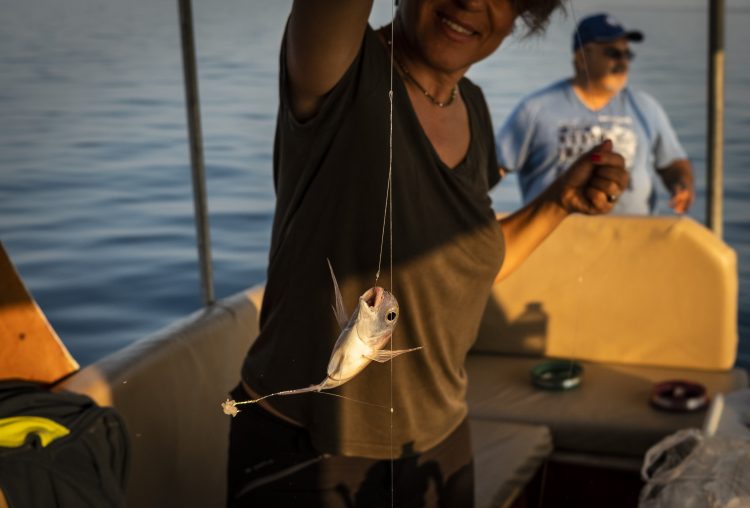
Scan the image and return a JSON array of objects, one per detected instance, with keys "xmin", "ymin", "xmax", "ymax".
[{"xmin": 1, "ymin": 0, "xmax": 748, "ymax": 369}]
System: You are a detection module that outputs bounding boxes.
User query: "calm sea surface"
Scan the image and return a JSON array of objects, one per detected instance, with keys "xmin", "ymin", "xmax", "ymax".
[{"xmin": 1, "ymin": 0, "xmax": 749, "ymax": 369}]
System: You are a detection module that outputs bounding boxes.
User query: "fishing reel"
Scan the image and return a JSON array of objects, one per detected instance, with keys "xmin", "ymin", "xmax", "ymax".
[
  {"xmin": 650, "ymin": 380, "xmax": 708, "ymax": 412},
  {"xmin": 531, "ymin": 359, "xmax": 584, "ymax": 391}
]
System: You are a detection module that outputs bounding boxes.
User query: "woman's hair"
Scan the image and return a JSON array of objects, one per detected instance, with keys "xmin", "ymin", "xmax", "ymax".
[{"xmin": 513, "ymin": 0, "xmax": 567, "ymax": 36}]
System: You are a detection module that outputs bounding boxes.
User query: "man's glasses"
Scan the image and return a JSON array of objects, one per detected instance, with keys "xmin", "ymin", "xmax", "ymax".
[{"xmin": 602, "ymin": 47, "xmax": 635, "ymax": 61}]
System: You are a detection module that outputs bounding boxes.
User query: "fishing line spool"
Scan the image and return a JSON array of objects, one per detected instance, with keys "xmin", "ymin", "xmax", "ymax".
[
  {"xmin": 531, "ymin": 359, "xmax": 584, "ymax": 391},
  {"xmin": 649, "ymin": 380, "xmax": 708, "ymax": 412}
]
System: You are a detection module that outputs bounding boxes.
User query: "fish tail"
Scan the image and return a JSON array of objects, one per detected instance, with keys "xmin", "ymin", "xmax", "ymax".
[
  {"xmin": 226, "ymin": 380, "xmax": 389, "ymax": 413},
  {"xmin": 233, "ymin": 382, "xmax": 326, "ymax": 406}
]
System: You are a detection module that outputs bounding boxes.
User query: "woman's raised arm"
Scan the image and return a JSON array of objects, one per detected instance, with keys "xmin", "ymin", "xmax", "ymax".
[{"xmin": 286, "ymin": 0, "xmax": 374, "ymax": 120}]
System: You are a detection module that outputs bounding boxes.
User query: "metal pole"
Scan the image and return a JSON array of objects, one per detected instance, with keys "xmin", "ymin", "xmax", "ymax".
[
  {"xmin": 178, "ymin": 0, "xmax": 215, "ymax": 306},
  {"xmin": 707, "ymin": 0, "xmax": 725, "ymax": 238}
]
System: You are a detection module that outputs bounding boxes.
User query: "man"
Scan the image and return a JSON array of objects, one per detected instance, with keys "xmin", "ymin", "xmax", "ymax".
[{"xmin": 496, "ymin": 12, "xmax": 694, "ymax": 215}]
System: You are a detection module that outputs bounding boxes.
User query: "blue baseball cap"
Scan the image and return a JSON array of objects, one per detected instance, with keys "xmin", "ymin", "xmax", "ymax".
[{"xmin": 573, "ymin": 13, "xmax": 643, "ymax": 51}]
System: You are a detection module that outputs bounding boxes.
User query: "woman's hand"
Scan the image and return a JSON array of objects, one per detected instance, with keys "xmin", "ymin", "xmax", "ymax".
[{"xmin": 549, "ymin": 139, "xmax": 629, "ymax": 215}]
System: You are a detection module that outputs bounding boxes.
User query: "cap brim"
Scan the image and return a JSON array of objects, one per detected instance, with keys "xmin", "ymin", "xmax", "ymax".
[
  {"xmin": 625, "ymin": 30, "xmax": 644, "ymax": 43},
  {"xmin": 592, "ymin": 30, "xmax": 644, "ymax": 45}
]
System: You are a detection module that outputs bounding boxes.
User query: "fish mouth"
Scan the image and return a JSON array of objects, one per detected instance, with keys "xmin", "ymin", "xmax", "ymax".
[{"xmin": 362, "ymin": 287, "xmax": 385, "ymax": 309}]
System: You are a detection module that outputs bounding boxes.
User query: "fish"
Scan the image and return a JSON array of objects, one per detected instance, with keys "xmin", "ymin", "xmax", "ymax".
[{"xmin": 221, "ymin": 260, "xmax": 422, "ymax": 416}]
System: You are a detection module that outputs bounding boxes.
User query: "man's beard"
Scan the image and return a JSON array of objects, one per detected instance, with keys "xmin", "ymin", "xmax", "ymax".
[{"xmin": 603, "ymin": 70, "xmax": 628, "ymax": 93}]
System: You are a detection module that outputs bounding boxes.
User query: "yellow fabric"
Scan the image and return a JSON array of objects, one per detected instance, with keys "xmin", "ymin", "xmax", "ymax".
[{"xmin": 0, "ymin": 416, "xmax": 70, "ymax": 448}]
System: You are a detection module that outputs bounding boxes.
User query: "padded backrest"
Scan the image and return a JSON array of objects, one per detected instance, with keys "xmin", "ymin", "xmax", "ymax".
[
  {"xmin": 472, "ymin": 216, "xmax": 738, "ymax": 370},
  {"xmin": 56, "ymin": 287, "xmax": 263, "ymax": 508}
]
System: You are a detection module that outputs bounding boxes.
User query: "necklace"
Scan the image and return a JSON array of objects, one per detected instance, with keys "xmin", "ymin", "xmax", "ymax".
[
  {"xmin": 395, "ymin": 60, "xmax": 458, "ymax": 108},
  {"xmin": 384, "ymin": 32, "xmax": 458, "ymax": 108}
]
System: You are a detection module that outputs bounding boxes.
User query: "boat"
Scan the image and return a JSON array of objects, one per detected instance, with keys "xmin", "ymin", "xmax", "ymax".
[
  {"xmin": 3, "ymin": 211, "xmax": 746, "ymax": 508},
  {"xmin": 1, "ymin": 2, "xmax": 746, "ymax": 507}
]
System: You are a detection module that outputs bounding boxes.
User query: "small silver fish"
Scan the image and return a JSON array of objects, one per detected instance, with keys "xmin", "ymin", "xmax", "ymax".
[
  {"xmin": 319, "ymin": 259, "xmax": 422, "ymax": 389},
  {"xmin": 222, "ymin": 260, "xmax": 421, "ymax": 415}
]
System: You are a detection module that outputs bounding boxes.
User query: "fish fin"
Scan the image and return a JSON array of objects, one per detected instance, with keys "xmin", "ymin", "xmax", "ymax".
[
  {"xmin": 327, "ymin": 258, "xmax": 348, "ymax": 330},
  {"xmin": 364, "ymin": 347, "xmax": 423, "ymax": 363}
]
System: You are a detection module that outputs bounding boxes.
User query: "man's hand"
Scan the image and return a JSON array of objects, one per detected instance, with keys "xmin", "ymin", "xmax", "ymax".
[
  {"xmin": 668, "ymin": 182, "xmax": 694, "ymax": 214},
  {"xmin": 658, "ymin": 159, "xmax": 695, "ymax": 214}
]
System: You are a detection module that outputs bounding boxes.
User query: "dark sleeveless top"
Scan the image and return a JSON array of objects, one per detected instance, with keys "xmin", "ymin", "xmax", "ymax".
[{"xmin": 241, "ymin": 25, "xmax": 504, "ymax": 459}]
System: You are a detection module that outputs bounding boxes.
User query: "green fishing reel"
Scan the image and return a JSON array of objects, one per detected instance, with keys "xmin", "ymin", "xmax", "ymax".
[{"xmin": 531, "ymin": 360, "xmax": 584, "ymax": 391}]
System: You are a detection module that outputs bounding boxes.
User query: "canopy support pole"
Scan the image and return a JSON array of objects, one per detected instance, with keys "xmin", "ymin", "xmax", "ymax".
[
  {"xmin": 707, "ymin": 0, "xmax": 725, "ymax": 238},
  {"xmin": 178, "ymin": 0, "xmax": 215, "ymax": 306}
]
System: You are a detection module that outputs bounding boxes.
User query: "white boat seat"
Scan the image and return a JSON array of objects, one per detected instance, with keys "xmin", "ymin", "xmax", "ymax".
[{"xmin": 466, "ymin": 353, "xmax": 748, "ymax": 458}]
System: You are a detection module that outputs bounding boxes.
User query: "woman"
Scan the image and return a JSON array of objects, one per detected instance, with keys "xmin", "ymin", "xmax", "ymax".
[{"xmin": 228, "ymin": 1, "xmax": 628, "ymax": 506}]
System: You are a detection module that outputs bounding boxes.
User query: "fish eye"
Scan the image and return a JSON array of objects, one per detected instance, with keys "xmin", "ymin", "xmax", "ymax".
[{"xmin": 386, "ymin": 310, "xmax": 397, "ymax": 322}]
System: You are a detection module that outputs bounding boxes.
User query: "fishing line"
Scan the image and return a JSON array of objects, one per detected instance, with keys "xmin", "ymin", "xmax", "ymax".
[
  {"xmin": 386, "ymin": 2, "xmax": 396, "ymax": 506},
  {"xmin": 565, "ymin": 0, "xmax": 596, "ymax": 383},
  {"xmin": 364, "ymin": 1, "xmax": 401, "ymax": 505},
  {"xmin": 570, "ymin": 1, "xmax": 593, "ymax": 90},
  {"xmin": 373, "ymin": 31, "xmax": 396, "ymax": 505},
  {"xmin": 229, "ymin": 389, "xmax": 389, "ymax": 410},
  {"xmin": 526, "ymin": 1, "xmax": 602, "ymax": 390},
  {"xmin": 558, "ymin": 5, "xmax": 659, "ymax": 389},
  {"xmin": 375, "ymin": 47, "xmax": 394, "ymax": 287}
]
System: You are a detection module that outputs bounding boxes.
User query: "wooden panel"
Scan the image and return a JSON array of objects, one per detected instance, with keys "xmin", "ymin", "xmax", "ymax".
[{"xmin": 0, "ymin": 242, "xmax": 78, "ymax": 383}]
